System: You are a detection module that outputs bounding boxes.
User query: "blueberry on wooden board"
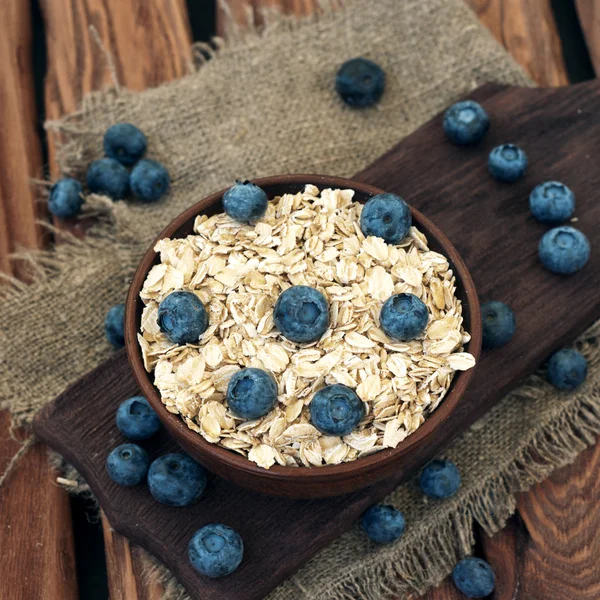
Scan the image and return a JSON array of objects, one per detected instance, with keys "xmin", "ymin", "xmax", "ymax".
[
  {"xmin": 147, "ymin": 453, "xmax": 207, "ymax": 506},
  {"xmin": 443, "ymin": 100, "xmax": 489, "ymax": 145},
  {"xmin": 106, "ymin": 443, "xmax": 149, "ymax": 486},
  {"xmin": 538, "ymin": 226, "xmax": 590, "ymax": 275},
  {"xmin": 188, "ymin": 524, "xmax": 244, "ymax": 578},
  {"xmin": 529, "ymin": 181, "xmax": 575, "ymax": 224},
  {"xmin": 488, "ymin": 144, "xmax": 527, "ymax": 182},
  {"xmin": 481, "ymin": 301, "xmax": 515, "ymax": 350}
]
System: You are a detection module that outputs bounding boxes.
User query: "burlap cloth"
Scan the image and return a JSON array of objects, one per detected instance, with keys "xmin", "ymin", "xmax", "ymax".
[{"xmin": 1, "ymin": 0, "xmax": 599, "ymax": 598}]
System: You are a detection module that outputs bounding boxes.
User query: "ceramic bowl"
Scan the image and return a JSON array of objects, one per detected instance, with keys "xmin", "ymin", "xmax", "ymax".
[{"xmin": 125, "ymin": 174, "xmax": 481, "ymax": 499}]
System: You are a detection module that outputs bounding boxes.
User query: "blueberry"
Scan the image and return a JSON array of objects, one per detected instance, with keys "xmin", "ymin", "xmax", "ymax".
[
  {"xmin": 222, "ymin": 180, "xmax": 268, "ymax": 222},
  {"xmin": 419, "ymin": 459, "xmax": 461, "ymax": 499},
  {"xmin": 380, "ymin": 293, "xmax": 428, "ymax": 341},
  {"xmin": 48, "ymin": 178, "xmax": 84, "ymax": 219},
  {"xmin": 87, "ymin": 157, "xmax": 129, "ymax": 199},
  {"xmin": 452, "ymin": 557, "xmax": 495, "ymax": 598},
  {"xmin": 481, "ymin": 301, "xmax": 515, "ymax": 350},
  {"xmin": 157, "ymin": 291, "xmax": 208, "ymax": 345},
  {"xmin": 443, "ymin": 100, "xmax": 489, "ymax": 145},
  {"xmin": 116, "ymin": 396, "xmax": 161, "ymax": 440},
  {"xmin": 488, "ymin": 144, "xmax": 527, "ymax": 182},
  {"xmin": 360, "ymin": 193, "xmax": 411, "ymax": 244},
  {"xmin": 226, "ymin": 368, "xmax": 278, "ymax": 420},
  {"xmin": 103, "ymin": 123, "xmax": 147, "ymax": 166},
  {"xmin": 273, "ymin": 285, "xmax": 329, "ymax": 343},
  {"xmin": 360, "ymin": 504, "xmax": 406, "ymax": 544},
  {"xmin": 130, "ymin": 159, "xmax": 170, "ymax": 203},
  {"xmin": 310, "ymin": 384, "xmax": 364, "ymax": 436},
  {"xmin": 529, "ymin": 181, "xmax": 575, "ymax": 224},
  {"xmin": 188, "ymin": 524, "xmax": 243, "ymax": 578},
  {"xmin": 105, "ymin": 303, "xmax": 125, "ymax": 348},
  {"xmin": 335, "ymin": 57, "xmax": 385, "ymax": 108},
  {"xmin": 547, "ymin": 348, "xmax": 587, "ymax": 390},
  {"xmin": 106, "ymin": 443, "xmax": 149, "ymax": 486},
  {"xmin": 538, "ymin": 226, "xmax": 590, "ymax": 275},
  {"xmin": 147, "ymin": 453, "xmax": 207, "ymax": 506}
]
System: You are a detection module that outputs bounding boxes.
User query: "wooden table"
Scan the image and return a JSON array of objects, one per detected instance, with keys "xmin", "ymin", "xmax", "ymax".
[{"xmin": 0, "ymin": 1, "xmax": 598, "ymax": 598}]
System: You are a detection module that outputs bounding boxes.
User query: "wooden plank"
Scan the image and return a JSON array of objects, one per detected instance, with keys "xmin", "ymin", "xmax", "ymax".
[
  {"xmin": 575, "ymin": 0, "xmax": 600, "ymax": 75},
  {"xmin": 480, "ymin": 519, "xmax": 522, "ymax": 599},
  {"xmin": 39, "ymin": 0, "xmax": 194, "ymax": 595},
  {"xmin": 0, "ymin": 413, "xmax": 78, "ymax": 600},
  {"xmin": 33, "ymin": 79, "xmax": 600, "ymax": 600},
  {"xmin": 0, "ymin": 4, "xmax": 78, "ymax": 600},
  {"xmin": 0, "ymin": 0, "xmax": 44, "ymax": 274},
  {"xmin": 465, "ymin": 0, "xmax": 569, "ymax": 86},
  {"xmin": 102, "ymin": 514, "xmax": 164, "ymax": 600},
  {"xmin": 217, "ymin": 0, "xmax": 332, "ymax": 36},
  {"xmin": 513, "ymin": 440, "xmax": 600, "ymax": 599}
]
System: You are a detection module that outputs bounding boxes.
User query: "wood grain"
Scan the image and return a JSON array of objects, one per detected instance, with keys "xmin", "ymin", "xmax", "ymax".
[
  {"xmin": 34, "ymin": 79, "xmax": 600, "ymax": 600},
  {"xmin": 515, "ymin": 440, "xmax": 600, "ymax": 599},
  {"xmin": 217, "ymin": 0, "xmax": 328, "ymax": 36},
  {"xmin": 465, "ymin": 0, "xmax": 569, "ymax": 86},
  {"xmin": 576, "ymin": 0, "xmax": 600, "ymax": 75},
  {"xmin": 39, "ymin": 0, "xmax": 194, "ymax": 594},
  {"xmin": 102, "ymin": 513, "xmax": 164, "ymax": 600},
  {"xmin": 0, "ymin": 0, "xmax": 44, "ymax": 274},
  {"xmin": 0, "ymin": 413, "xmax": 78, "ymax": 600},
  {"xmin": 0, "ymin": 4, "xmax": 78, "ymax": 600}
]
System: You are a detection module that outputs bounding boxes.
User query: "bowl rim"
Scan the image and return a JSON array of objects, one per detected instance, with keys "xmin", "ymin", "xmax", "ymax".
[{"xmin": 125, "ymin": 174, "xmax": 481, "ymax": 483}]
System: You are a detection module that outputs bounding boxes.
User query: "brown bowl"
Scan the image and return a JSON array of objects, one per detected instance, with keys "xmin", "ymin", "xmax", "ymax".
[{"xmin": 125, "ymin": 174, "xmax": 481, "ymax": 499}]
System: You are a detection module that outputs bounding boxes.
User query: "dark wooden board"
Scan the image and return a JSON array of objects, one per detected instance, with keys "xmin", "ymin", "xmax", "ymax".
[{"xmin": 34, "ymin": 79, "xmax": 600, "ymax": 600}]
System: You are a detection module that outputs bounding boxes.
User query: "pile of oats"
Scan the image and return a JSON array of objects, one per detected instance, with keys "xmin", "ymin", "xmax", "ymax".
[{"xmin": 138, "ymin": 185, "xmax": 475, "ymax": 469}]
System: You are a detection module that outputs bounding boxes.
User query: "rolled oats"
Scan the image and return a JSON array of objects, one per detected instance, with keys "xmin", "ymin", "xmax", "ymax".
[{"xmin": 139, "ymin": 186, "xmax": 475, "ymax": 469}]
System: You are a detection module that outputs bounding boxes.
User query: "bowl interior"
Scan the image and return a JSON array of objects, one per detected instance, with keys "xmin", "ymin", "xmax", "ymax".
[{"xmin": 125, "ymin": 174, "xmax": 481, "ymax": 482}]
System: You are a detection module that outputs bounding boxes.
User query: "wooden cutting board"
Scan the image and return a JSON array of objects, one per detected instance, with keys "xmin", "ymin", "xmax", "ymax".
[{"xmin": 33, "ymin": 80, "xmax": 600, "ymax": 600}]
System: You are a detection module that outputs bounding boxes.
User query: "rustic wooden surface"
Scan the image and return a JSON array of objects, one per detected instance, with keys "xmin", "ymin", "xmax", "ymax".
[
  {"xmin": 1, "ymin": 0, "xmax": 599, "ymax": 598},
  {"xmin": 464, "ymin": 0, "xmax": 569, "ymax": 87},
  {"xmin": 576, "ymin": 0, "xmax": 600, "ymax": 75},
  {"xmin": 0, "ymin": 4, "xmax": 77, "ymax": 600},
  {"xmin": 0, "ymin": 0, "xmax": 44, "ymax": 274},
  {"xmin": 34, "ymin": 77, "xmax": 600, "ymax": 600}
]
